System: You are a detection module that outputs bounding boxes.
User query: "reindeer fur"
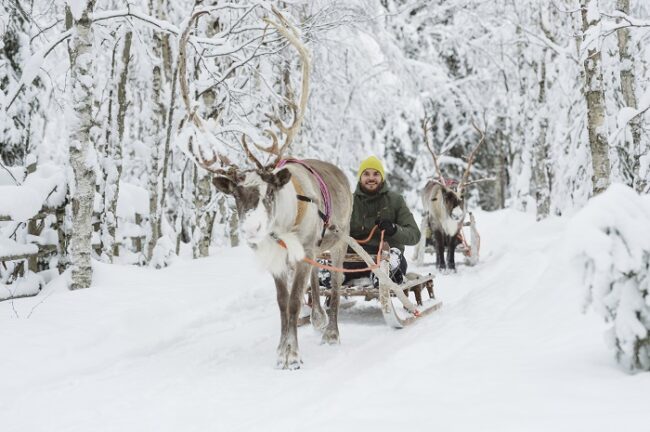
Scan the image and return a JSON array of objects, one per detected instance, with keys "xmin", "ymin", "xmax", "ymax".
[
  {"xmin": 213, "ymin": 159, "xmax": 352, "ymax": 369},
  {"xmin": 414, "ymin": 181, "xmax": 465, "ymax": 271}
]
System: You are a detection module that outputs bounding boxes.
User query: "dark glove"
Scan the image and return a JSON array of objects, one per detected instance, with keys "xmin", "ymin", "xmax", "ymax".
[{"xmin": 375, "ymin": 218, "xmax": 397, "ymax": 236}]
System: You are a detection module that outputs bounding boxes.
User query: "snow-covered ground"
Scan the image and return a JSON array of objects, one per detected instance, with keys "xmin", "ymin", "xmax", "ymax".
[{"xmin": 1, "ymin": 208, "xmax": 648, "ymax": 432}]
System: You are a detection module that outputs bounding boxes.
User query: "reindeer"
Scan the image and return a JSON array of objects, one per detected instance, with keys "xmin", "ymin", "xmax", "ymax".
[
  {"xmin": 414, "ymin": 119, "xmax": 486, "ymax": 272},
  {"xmin": 179, "ymin": 8, "xmax": 352, "ymax": 369}
]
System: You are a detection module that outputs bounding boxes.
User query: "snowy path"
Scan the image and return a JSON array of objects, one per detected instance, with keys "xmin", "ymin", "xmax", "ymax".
[{"xmin": 1, "ymin": 210, "xmax": 648, "ymax": 431}]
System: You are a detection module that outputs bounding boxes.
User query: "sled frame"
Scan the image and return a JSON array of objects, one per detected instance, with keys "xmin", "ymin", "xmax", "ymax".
[{"xmin": 310, "ymin": 227, "xmax": 442, "ymax": 328}]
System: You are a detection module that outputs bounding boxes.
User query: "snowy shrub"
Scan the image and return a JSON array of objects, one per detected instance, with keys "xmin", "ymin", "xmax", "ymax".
[
  {"xmin": 568, "ymin": 184, "xmax": 650, "ymax": 373},
  {"xmin": 149, "ymin": 236, "xmax": 176, "ymax": 270}
]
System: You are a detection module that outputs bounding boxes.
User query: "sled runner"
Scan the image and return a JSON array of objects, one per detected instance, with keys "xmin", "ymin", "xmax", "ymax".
[{"xmin": 300, "ymin": 226, "xmax": 442, "ymax": 329}]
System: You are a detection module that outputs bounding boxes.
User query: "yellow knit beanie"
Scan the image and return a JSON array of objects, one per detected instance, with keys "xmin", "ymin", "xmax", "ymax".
[{"xmin": 357, "ymin": 156, "xmax": 385, "ymax": 180}]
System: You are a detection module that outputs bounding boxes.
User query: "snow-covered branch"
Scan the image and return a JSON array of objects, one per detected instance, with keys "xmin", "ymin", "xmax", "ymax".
[{"xmin": 5, "ymin": 29, "xmax": 73, "ymax": 110}]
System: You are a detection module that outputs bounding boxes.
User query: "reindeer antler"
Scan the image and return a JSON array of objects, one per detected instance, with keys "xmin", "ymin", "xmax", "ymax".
[
  {"xmin": 241, "ymin": 135, "xmax": 265, "ymax": 171},
  {"xmin": 457, "ymin": 121, "xmax": 486, "ymax": 197},
  {"xmin": 263, "ymin": 6, "xmax": 311, "ymax": 163},
  {"xmin": 178, "ymin": 10, "xmax": 235, "ymax": 173},
  {"xmin": 253, "ymin": 129, "xmax": 280, "ymax": 155},
  {"xmin": 180, "ymin": 9, "xmax": 272, "ymax": 173},
  {"xmin": 422, "ymin": 117, "xmax": 446, "ymax": 185}
]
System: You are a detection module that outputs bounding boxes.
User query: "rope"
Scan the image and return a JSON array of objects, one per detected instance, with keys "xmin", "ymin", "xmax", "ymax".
[
  {"xmin": 355, "ymin": 225, "xmax": 378, "ymax": 245},
  {"xmin": 459, "ymin": 228, "xmax": 471, "ymax": 257},
  {"xmin": 276, "ymin": 227, "xmax": 385, "ymax": 273}
]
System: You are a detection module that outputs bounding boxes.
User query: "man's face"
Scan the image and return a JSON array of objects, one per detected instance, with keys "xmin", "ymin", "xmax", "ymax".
[{"xmin": 360, "ymin": 169, "xmax": 383, "ymax": 193}]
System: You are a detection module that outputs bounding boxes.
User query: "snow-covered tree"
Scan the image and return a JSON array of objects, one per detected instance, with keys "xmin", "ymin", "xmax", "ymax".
[
  {"xmin": 570, "ymin": 184, "xmax": 650, "ymax": 373},
  {"xmin": 67, "ymin": 1, "xmax": 98, "ymax": 290}
]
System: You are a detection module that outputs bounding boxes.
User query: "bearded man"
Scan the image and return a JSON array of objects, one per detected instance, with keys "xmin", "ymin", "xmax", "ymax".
[{"xmin": 343, "ymin": 156, "xmax": 421, "ymax": 285}]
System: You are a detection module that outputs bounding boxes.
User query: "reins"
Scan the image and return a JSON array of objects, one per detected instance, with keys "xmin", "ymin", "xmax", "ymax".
[{"xmin": 276, "ymin": 225, "xmax": 385, "ymax": 273}]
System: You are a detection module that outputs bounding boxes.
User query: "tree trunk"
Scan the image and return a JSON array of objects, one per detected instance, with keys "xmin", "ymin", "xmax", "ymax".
[
  {"xmin": 511, "ymin": 24, "xmax": 531, "ymax": 211},
  {"xmin": 67, "ymin": 1, "xmax": 97, "ymax": 290},
  {"xmin": 615, "ymin": 0, "xmax": 645, "ymax": 193},
  {"xmin": 494, "ymin": 115, "xmax": 507, "ymax": 210},
  {"xmin": 193, "ymin": 171, "xmax": 216, "ymax": 258},
  {"xmin": 580, "ymin": 0, "xmax": 610, "ymax": 195},
  {"xmin": 146, "ymin": 63, "xmax": 163, "ymax": 263},
  {"xmin": 156, "ymin": 65, "xmax": 178, "ymax": 241},
  {"xmin": 97, "ymin": 38, "xmax": 118, "ymax": 261},
  {"xmin": 533, "ymin": 49, "xmax": 551, "ymax": 220},
  {"xmin": 217, "ymin": 195, "xmax": 239, "ymax": 248},
  {"xmin": 107, "ymin": 31, "xmax": 133, "ymax": 259},
  {"xmin": 146, "ymin": 0, "xmax": 175, "ymax": 263}
]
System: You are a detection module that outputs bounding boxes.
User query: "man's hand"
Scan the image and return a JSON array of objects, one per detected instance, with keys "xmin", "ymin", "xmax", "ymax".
[{"xmin": 375, "ymin": 218, "xmax": 397, "ymax": 236}]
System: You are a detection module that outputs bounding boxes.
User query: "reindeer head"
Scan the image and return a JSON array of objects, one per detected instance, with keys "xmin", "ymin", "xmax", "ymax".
[
  {"xmin": 212, "ymin": 168, "xmax": 292, "ymax": 246},
  {"xmin": 434, "ymin": 180, "xmax": 466, "ymax": 223}
]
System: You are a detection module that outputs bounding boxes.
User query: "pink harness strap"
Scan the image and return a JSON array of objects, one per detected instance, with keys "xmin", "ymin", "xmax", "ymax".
[
  {"xmin": 276, "ymin": 158, "xmax": 332, "ymax": 225},
  {"xmin": 444, "ymin": 178, "xmax": 458, "ymax": 188}
]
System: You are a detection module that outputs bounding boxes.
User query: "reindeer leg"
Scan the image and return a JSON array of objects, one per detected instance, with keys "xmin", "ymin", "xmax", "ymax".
[
  {"xmin": 434, "ymin": 230, "xmax": 446, "ymax": 271},
  {"xmin": 447, "ymin": 235, "xmax": 460, "ymax": 272},
  {"xmin": 309, "ymin": 267, "xmax": 328, "ymax": 331},
  {"xmin": 413, "ymin": 214, "xmax": 428, "ymax": 266},
  {"xmin": 273, "ymin": 275, "xmax": 290, "ymax": 368},
  {"xmin": 278, "ymin": 261, "xmax": 311, "ymax": 370},
  {"xmin": 322, "ymin": 240, "xmax": 345, "ymax": 345}
]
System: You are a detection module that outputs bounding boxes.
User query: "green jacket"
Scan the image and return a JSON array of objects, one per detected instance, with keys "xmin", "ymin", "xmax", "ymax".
[{"xmin": 349, "ymin": 182, "xmax": 420, "ymax": 253}]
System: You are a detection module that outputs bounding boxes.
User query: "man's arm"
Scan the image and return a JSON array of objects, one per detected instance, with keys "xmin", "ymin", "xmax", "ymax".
[{"xmin": 390, "ymin": 195, "xmax": 421, "ymax": 246}]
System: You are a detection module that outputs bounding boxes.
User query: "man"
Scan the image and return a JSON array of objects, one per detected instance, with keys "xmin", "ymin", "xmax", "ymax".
[{"xmin": 343, "ymin": 156, "xmax": 421, "ymax": 286}]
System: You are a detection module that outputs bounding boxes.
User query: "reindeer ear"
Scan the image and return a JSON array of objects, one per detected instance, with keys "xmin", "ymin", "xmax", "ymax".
[
  {"xmin": 274, "ymin": 168, "xmax": 292, "ymax": 188},
  {"xmin": 212, "ymin": 176, "xmax": 236, "ymax": 195},
  {"xmin": 259, "ymin": 169, "xmax": 291, "ymax": 189}
]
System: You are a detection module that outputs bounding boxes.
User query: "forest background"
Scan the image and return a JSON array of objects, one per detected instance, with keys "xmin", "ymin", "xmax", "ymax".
[{"xmin": 1, "ymin": 0, "xmax": 649, "ymax": 295}]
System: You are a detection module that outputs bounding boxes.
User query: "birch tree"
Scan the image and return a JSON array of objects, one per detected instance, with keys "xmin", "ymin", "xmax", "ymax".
[
  {"xmin": 615, "ymin": 0, "xmax": 644, "ymax": 193},
  {"xmin": 67, "ymin": 0, "xmax": 97, "ymax": 289},
  {"xmin": 106, "ymin": 31, "xmax": 133, "ymax": 259},
  {"xmin": 580, "ymin": 0, "xmax": 611, "ymax": 195},
  {"xmin": 145, "ymin": 0, "xmax": 172, "ymax": 262},
  {"xmin": 533, "ymin": 48, "xmax": 551, "ymax": 220}
]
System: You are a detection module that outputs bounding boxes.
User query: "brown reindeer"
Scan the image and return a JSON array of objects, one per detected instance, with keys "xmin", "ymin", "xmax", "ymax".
[
  {"xmin": 179, "ymin": 8, "xmax": 352, "ymax": 369},
  {"xmin": 413, "ymin": 119, "xmax": 486, "ymax": 272}
]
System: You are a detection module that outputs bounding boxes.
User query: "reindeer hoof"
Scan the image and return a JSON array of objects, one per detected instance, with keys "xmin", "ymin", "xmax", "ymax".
[
  {"xmin": 311, "ymin": 307, "xmax": 329, "ymax": 332},
  {"xmin": 276, "ymin": 352, "xmax": 303, "ymax": 370},
  {"xmin": 321, "ymin": 329, "xmax": 340, "ymax": 345}
]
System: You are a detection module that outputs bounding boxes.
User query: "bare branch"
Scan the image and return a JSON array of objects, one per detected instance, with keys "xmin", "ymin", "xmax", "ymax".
[
  {"xmin": 6, "ymin": 29, "xmax": 73, "ymax": 110},
  {"xmin": 457, "ymin": 121, "xmax": 486, "ymax": 197},
  {"xmin": 422, "ymin": 117, "xmax": 445, "ymax": 184},
  {"xmin": 463, "ymin": 177, "xmax": 496, "ymax": 187}
]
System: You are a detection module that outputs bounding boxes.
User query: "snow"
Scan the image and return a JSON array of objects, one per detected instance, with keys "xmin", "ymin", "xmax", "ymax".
[
  {"xmin": 0, "ymin": 163, "xmax": 66, "ymax": 220},
  {"xmin": 1, "ymin": 204, "xmax": 649, "ymax": 431},
  {"xmin": 116, "ymin": 182, "xmax": 150, "ymax": 219},
  {"xmin": 566, "ymin": 184, "xmax": 650, "ymax": 372},
  {"xmin": 0, "ymin": 166, "xmax": 25, "ymax": 185},
  {"xmin": 0, "ymin": 237, "xmax": 38, "ymax": 258},
  {"xmin": 67, "ymin": 0, "xmax": 87, "ymax": 21},
  {"xmin": 586, "ymin": 0, "xmax": 600, "ymax": 24},
  {"xmin": 0, "ymin": 271, "xmax": 42, "ymax": 302}
]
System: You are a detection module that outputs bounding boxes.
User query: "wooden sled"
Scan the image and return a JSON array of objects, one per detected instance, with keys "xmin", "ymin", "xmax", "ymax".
[{"xmin": 301, "ymin": 227, "xmax": 442, "ymax": 329}]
